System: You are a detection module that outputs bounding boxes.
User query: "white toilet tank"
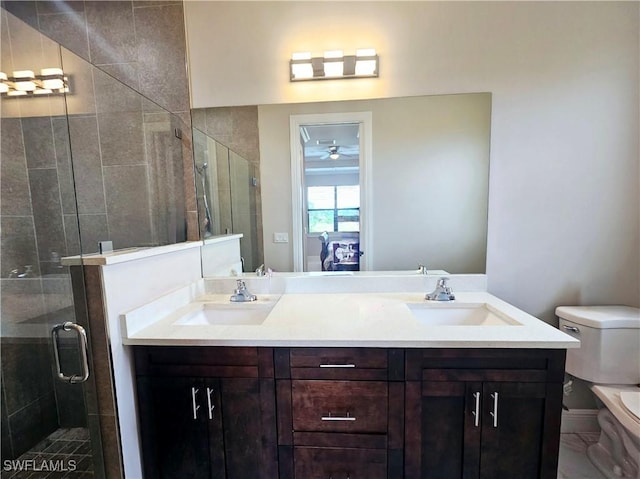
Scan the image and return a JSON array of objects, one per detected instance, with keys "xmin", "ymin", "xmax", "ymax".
[{"xmin": 556, "ymin": 305, "xmax": 640, "ymax": 385}]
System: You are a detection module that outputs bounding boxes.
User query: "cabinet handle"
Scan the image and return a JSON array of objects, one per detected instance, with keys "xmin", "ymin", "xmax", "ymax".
[
  {"xmin": 321, "ymin": 412, "xmax": 356, "ymax": 421},
  {"xmin": 206, "ymin": 387, "xmax": 215, "ymax": 420},
  {"xmin": 191, "ymin": 387, "xmax": 200, "ymax": 420},
  {"xmin": 472, "ymin": 391, "xmax": 481, "ymax": 427},
  {"xmin": 490, "ymin": 392, "xmax": 499, "ymax": 427},
  {"xmin": 319, "ymin": 364, "xmax": 356, "ymax": 368}
]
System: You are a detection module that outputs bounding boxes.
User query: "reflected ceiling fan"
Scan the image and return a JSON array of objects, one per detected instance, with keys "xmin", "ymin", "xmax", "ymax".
[{"xmin": 320, "ymin": 145, "xmax": 359, "ymax": 160}]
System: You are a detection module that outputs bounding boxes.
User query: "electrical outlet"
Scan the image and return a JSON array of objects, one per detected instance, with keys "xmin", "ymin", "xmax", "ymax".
[{"xmin": 273, "ymin": 232, "xmax": 289, "ymax": 243}]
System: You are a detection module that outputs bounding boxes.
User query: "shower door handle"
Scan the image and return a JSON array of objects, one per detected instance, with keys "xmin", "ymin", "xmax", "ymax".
[{"xmin": 52, "ymin": 322, "xmax": 90, "ymax": 384}]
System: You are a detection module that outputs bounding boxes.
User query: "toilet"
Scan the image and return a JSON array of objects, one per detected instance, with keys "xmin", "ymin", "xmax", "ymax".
[{"xmin": 556, "ymin": 305, "xmax": 640, "ymax": 479}]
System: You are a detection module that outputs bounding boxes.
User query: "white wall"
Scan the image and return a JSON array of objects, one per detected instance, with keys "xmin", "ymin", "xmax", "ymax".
[
  {"xmin": 100, "ymin": 246, "xmax": 202, "ymax": 477},
  {"xmin": 186, "ymin": 1, "xmax": 639, "ymax": 323}
]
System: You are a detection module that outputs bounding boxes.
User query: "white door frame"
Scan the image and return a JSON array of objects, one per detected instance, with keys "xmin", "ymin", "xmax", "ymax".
[{"xmin": 290, "ymin": 112, "xmax": 373, "ymax": 272}]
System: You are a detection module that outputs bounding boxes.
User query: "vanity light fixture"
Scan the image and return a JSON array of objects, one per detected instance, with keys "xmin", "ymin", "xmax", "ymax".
[
  {"xmin": 290, "ymin": 48, "xmax": 379, "ymax": 81},
  {"xmin": 0, "ymin": 68, "xmax": 70, "ymax": 97}
]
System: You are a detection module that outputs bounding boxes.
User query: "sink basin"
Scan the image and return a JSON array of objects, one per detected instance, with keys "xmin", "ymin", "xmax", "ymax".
[
  {"xmin": 174, "ymin": 302, "xmax": 274, "ymax": 326},
  {"xmin": 407, "ymin": 303, "xmax": 520, "ymax": 326}
]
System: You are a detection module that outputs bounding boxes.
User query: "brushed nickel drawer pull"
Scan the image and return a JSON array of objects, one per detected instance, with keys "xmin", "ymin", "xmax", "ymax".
[
  {"xmin": 319, "ymin": 364, "xmax": 356, "ymax": 368},
  {"xmin": 472, "ymin": 391, "xmax": 481, "ymax": 427},
  {"xmin": 206, "ymin": 387, "xmax": 215, "ymax": 420},
  {"xmin": 490, "ymin": 392, "xmax": 499, "ymax": 427},
  {"xmin": 191, "ymin": 387, "xmax": 200, "ymax": 420},
  {"xmin": 321, "ymin": 412, "xmax": 356, "ymax": 421}
]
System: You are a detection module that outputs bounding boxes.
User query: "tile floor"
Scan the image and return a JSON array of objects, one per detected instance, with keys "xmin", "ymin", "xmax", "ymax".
[
  {"xmin": 1, "ymin": 428, "xmax": 94, "ymax": 479},
  {"xmin": 558, "ymin": 432, "xmax": 606, "ymax": 479}
]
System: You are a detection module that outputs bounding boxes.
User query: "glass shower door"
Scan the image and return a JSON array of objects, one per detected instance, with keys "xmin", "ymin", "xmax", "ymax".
[{"xmin": 1, "ymin": 9, "xmax": 104, "ymax": 478}]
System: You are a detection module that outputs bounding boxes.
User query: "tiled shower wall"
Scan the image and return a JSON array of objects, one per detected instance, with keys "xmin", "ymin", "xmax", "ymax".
[
  {"xmin": 61, "ymin": 48, "xmax": 188, "ymax": 252},
  {"xmin": 2, "ymin": 0, "xmax": 198, "ymax": 241},
  {"xmin": 192, "ymin": 107, "xmax": 264, "ymax": 270}
]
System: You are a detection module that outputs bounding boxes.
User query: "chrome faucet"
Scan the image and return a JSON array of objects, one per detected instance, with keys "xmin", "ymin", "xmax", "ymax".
[
  {"xmin": 255, "ymin": 264, "xmax": 265, "ymax": 276},
  {"xmin": 230, "ymin": 280, "xmax": 257, "ymax": 302},
  {"xmin": 426, "ymin": 277, "xmax": 455, "ymax": 301},
  {"xmin": 417, "ymin": 264, "xmax": 428, "ymax": 275}
]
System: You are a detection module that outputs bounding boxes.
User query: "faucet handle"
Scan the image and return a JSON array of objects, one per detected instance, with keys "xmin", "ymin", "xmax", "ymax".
[
  {"xmin": 426, "ymin": 277, "xmax": 455, "ymax": 301},
  {"xmin": 236, "ymin": 279, "xmax": 245, "ymax": 289}
]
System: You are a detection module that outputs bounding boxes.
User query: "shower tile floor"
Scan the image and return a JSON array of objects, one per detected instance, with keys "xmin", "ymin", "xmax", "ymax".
[{"xmin": 1, "ymin": 428, "xmax": 93, "ymax": 478}]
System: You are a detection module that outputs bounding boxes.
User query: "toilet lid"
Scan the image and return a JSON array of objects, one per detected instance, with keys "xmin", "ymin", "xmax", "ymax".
[{"xmin": 620, "ymin": 391, "xmax": 640, "ymax": 421}]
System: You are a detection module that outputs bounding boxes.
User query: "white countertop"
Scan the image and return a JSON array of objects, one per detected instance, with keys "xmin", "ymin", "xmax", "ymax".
[
  {"xmin": 121, "ymin": 290, "xmax": 579, "ymax": 349},
  {"xmin": 61, "ymin": 241, "xmax": 203, "ymax": 266}
]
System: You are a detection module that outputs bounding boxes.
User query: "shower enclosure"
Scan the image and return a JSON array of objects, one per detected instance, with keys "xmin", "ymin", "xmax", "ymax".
[
  {"xmin": 193, "ymin": 128, "xmax": 261, "ymax": 272},
  {"xmin": 1, "ymin": 10, "xmax": 189, "ymax": 477}
]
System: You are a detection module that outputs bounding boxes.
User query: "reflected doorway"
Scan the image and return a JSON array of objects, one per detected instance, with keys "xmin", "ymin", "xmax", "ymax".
[{"xmin": 290, "ymin": 112, "xmax": 372, "ymax": 272}]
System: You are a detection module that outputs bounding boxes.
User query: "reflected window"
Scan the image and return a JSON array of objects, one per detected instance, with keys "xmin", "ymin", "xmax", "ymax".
[{"xmin": 307, "ymin": 185, "xmax": 360, "ymax": 233}]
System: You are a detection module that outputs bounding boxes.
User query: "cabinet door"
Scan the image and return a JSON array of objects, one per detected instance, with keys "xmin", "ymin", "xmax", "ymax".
[
  {"xmin": 141, "ymin": 376, "xmax": 212, "ymax": 479},
  {"xmin": 218, "ymin": 378, "xmax": 277, "ymax": 479},
  {"xmin": 479, "ymin": 382, "xmax": 547, "ymax": 479},
  {"xmin": 415, "ymin": 381, "xmax": 482, "ymax": 479}
]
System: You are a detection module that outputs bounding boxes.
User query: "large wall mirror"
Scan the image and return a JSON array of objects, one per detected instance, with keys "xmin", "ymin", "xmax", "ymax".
[{"xmin": 194, "ymin": 92, "xmax": 491, "ymax": 274}]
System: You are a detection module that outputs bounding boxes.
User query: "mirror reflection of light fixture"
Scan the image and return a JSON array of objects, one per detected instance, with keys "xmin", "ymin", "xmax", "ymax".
[
  {"xmin": 290, "ymin": 48, "xmax": 378, "ymax": 81},
  {"xmin": 13, "ymin": 70, "xmax": 37, "ymax": 91},
  {"xmin": 328, "ymin": 146, "xmax": 340, "ymax": 160},
  {"xmin": 0, "ymin": 67, "xmax": 70, "ymax": 97}
]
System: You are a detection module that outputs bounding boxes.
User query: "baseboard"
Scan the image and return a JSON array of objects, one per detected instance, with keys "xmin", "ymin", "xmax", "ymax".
[{"xmin": 561, "ymin": 408, "xmax": 600, "ymax": 433}]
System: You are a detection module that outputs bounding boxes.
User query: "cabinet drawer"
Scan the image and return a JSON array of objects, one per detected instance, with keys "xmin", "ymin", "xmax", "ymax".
[
  {"xmin": 405, "ymin": 348, "xmax": 565, "ymax": 382},
  {"xmin": 294, "ymin": 446, "xmax": 387, "ymax": 479},
  {"xmin": 290, "ymin": 348, "xmax": 388, "ymax": 380},
  {"xmin": 292, "ymin": 380, "xmax": 387, "ymax": 433},
  {"xmin": 134, "ymin": 346, "xmax": 272, "ymax": 378}
]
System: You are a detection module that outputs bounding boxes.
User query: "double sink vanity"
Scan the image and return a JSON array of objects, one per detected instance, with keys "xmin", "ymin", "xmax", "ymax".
[{"xmin": 122, "ymin": 271, "xmax": 578, "ymax": 478}]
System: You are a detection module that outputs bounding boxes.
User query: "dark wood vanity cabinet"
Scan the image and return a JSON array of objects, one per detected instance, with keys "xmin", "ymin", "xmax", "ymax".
[
  {"xmin": 404, "ymin": 349, "xmax": 566, "ymax": 479},
  {"xmin": 274, "ymin": 347, "xmax": 405, "ymax": 479},
  {"xmin": 134, "ymin": 346, "xmax": 565, "ymax": 479},
  {"xmin": 134, "ymin": 347, "xmax": 278, "ymax": 479}
]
